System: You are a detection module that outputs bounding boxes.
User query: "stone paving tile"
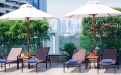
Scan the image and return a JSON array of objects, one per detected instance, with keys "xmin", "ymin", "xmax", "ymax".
[{"xmin": 0, "ymin": 63, "xmax": 121, "ymax": 75}]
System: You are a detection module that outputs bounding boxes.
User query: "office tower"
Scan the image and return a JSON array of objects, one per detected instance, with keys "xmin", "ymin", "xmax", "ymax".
[
  {"xmin": 68, "ymin": 20, "xmax": 72, "ymax": 33},
  {"xmin": 57, "ymin": 18, "xmax": 61, "ymax": 33},
  {"xmin": 28, "ymin": 0, "xmax": 47, "ymax": 12},
  {"xmin": 61, "ymin": 20, "xmax": 66, "ymax": 34},
  {"xmin": 39, "ymin": 0, "xmax": 47, "ymax": 12}
]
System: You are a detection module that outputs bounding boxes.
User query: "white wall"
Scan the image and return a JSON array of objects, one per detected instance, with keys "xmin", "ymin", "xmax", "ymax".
[{"xmin": 47, "ymin": 32, "xmax": 59, "ymax": 54}]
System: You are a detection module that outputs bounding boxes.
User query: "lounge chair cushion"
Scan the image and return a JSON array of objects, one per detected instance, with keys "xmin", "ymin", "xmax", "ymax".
[
  {"xmin": 27, "ymin": 59, "xmax": 37, "ymax": 63},
  {"xmin": 69, "ymin": 59, "xmax": 78, "ymax": 63},
  {"xmin": 0, "ymin": 59, "xmax": 7, "ymax": 63},
  {"xmin": 102, "ymin": 59, "xmax": 112, "ymax": 63}
]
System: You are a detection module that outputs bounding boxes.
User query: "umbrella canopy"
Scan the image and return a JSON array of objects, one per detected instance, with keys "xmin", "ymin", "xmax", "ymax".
[
  {"xmin": 0, "ymin": 4, "xmax": 55, "ymax": 20},
  {"xmin": 0, "ymin": 3, "xmax": 55, "ymax": 53},
  {"xmin": 63, "ymin": 0, "xmax": 121, "ymax": 18},
  {"xmin": 62, "ymin": 0, "xmax": 121, "ymax": 54}
]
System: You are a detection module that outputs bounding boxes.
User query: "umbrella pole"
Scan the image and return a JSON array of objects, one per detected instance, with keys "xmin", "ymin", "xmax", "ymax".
[
  {"xmin": 26, "ymin": 18, "xmax": 30, "ymax": 53},
  {"xmin": 92, "ymin": 14, "xmax": 96, "ymax": 55}
]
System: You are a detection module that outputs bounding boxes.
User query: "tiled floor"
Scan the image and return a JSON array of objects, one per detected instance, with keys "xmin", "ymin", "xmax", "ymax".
[{"xmin": 0, "ymin": 63, "xmax": 121, "ymax": 75}]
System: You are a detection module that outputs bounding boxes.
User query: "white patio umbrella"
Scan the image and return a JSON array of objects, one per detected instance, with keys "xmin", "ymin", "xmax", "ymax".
[
  {"xmin": 62, "ymin": 0, "xmax": 121, "ymax": 53},
  {"xmin": 0, "ymin": 3, "xmax": 56, "ymax": 53}
]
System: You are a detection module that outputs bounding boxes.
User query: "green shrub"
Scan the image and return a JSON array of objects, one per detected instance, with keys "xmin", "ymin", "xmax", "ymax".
[{"xmin": 61, "ymin": 42, "xmax": 76, "ymax": 60}]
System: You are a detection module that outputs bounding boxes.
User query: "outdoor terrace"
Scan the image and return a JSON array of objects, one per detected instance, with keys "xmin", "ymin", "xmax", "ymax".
[{"xmin": 0, "ymin": 63, "xmax": 121, "ymax": 75}]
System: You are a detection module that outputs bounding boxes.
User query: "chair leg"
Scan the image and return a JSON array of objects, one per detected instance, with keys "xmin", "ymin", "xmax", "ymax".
[
  {"xmin": 79, "ymin": 64, "xmax": 81, "ymax": 73},
  {"xmin": 9, "ymin": 63, "xmax": 10, "ymax": 67},
  {"xmin": 115, "ymin": 65, "xmax": 116, "ymax": 74},
  {"xmin": 67, "ymin": 64, "xmax": 69, "ymax": 69},
  {"xmin": 1, "ymin": 63, "xmax": 2, "ymax": 69},
  {"xmin": 85, "ymin": 61, "xmax": 86, "ymax": 69},
  {"xmin": 36, "ymin": 64, "xmax": 38, "ymax": 72},
  {"xmin": 28, "ymin": 63, "xmax": 30, "ymax": 69},
  {"xmin": 17, "ymin": 59, "xmax": 19, "ymax": 69},
  {"xmin": 118, "ymin": 64, "xmax": 119, "ymax": 70},
  {"xmin": 50, "ymin": 60, "xmax": 51, "ymax": 67},
  {"xmin": 97, "ymin": 64, "xmax": 99, "ymax": 73},
  {"xmin": 21, "ymin": 59, "xmax": 23, "ymax": 73},
  {"xmin": 63, "ymin": 64, "xmax": 65, "ymax": 73},
  {"xmin": 86, "ymin": 61, "xmax": 88, "ymax": 69},
  {"xmin": 46, "ymin": 61, "xmax": 47, "ymax": 69},
  {"xmin": 5, "ymin": 63, "xmax": 6, "ymax": 73}
]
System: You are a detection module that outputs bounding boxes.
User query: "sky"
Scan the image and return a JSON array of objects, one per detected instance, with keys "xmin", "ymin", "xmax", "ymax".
[
  {"xmin": 47, "ymin": 0, "xmax": 121, "ymax": 18},
  {"xmin": 47, "ymin": 0, "xmax": 121, "ymax": 28}
]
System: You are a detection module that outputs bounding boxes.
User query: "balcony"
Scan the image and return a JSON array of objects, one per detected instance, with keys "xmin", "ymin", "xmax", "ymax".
[
  {"xmin": 5, "ymin": 7, "xmax": 15, "ymax": 12},
  {"xmin": 0, "ymin": 0, "xmax": 5, "ymax": 4},
  {"xmin": 5, "ymin": 2, "xmax": 19, "ymax": 8},
  {"xmin": 17, "ymin": 0, "xmax": 28, "ymax": 4}
]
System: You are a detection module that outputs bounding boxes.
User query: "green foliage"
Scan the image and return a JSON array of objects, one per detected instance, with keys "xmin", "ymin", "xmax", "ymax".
[
  {"xmin": 81, "ymin": 18, "xmax": 92, "ymax": 36},
  {"xmin": 80, "ymin": 7, "xmax": 121, "ymax": 54},
  {"xmin": 80, "ymin": 36, "xmax": 94, "ymax": 54},
  {"xmin": 59, "ymin": 33, "xmax": 80, "ymax": 49},
  {"xmin": 30, "ymin": 20, "xmax": 50, "ymax": 41},
  {"xmin": 61, "ymin": 42, "xmax": 76, "ymax": 56},
  {"xmin": 81, "ymin": 18, "xmax": 94, "ymax": 54},
  {"xmin": 29, "ymin": 48, "xmax": 36, "ymax": 55},
  {"xmin": 0, "ymin": 20, "xmax": 50, "ymax": 54},
  {"xmin": 6, "ymin": 20, "xmax": 27, "ymax": 39}
]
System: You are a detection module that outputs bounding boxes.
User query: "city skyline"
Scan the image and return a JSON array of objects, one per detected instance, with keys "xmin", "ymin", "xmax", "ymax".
[
  {"xmin": 50, "ymin": 18, "xmax": 81, "ymax": 34},
  {"xmin": 47, "ymin": 0, "xmax": 121, "ymax": 18},
  {"xmin": 48, "ymin": 0, "xmax": 121, "ymax": 33}
]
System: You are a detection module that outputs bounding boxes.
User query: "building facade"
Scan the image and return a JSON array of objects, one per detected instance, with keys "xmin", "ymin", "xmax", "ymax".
[
  {"xmin": 57, "ymin": 18, "xmax": 61, "ymax": 33},
  {"xmin": 0, "ymin": 0, "xmax": 47, "ymax": 16},
  {"xmin": 28, "ymin": 0, "xmax": 47, "ymax": 12},
  {"xmin": 0, "ymin": 0, "xmax": 27, "ymax": 16},
  {"xmin": 61, "ymin": 20, "xmax": 66, "ymax": 34},
  {"xmin": 0, "ymin": 0, "xmax": 5, "ymax": 16}
]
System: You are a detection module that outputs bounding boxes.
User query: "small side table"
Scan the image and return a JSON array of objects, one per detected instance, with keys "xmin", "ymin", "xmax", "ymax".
[
  {"xmin": 86, "ymin": 56, "xmax": 99, "ymax": 68},
  {"xmin": 17, "ymin": 56, "xmax": 31, "ymax": 69}
]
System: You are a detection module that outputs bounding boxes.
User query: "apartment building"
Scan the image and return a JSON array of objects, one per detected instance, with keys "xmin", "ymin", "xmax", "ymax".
[
  {"xmin": 0, "ymin": 0, "xmax": 27, "ymax": 16},
  {"xmin": 0, "ymin": 0, "xmax": 47, "ymax": 16}
]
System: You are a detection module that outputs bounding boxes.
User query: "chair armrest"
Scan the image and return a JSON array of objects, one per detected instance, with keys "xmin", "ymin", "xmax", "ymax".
[
  {"xmin": 117, "ymin": 55, "xmax": 120, "ymax": 63},
  {"xmin": 85, "ymin": 55, "xmax": 88, "ymax": 61},
  {"xmin": 45, "ymin": 54, "xmax": 51, "ymax": 61}
]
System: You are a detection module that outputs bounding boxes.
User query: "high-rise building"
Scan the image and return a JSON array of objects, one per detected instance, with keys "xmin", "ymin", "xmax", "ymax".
[
  {"xmin": 0, "ymin": 0, "xmax": 5, "ymax": 16},
  {"xmin": 61, "ymin": 20, "xmax": 66, "ymax": 34},
  {"xmin": 0, "ymin": 0, "xmax": 27, "ymax": 16},
  {"xmin": 28, "ymin": 0, "xmax": 47, "ymax": 12},
  {"xmin": 0, "ymin": 0, "xmax": 47, "ymax": 16},
  {"xmin": 57, "ymin": 18, "xmax": 61, "ymax": 33},
  {"xmin": 39, "ymin": 0, "xmax": 47, "ymax": 12},
  {"xmin": 67, "ymin": 20, "xmax": 72, "ymax": 33}
]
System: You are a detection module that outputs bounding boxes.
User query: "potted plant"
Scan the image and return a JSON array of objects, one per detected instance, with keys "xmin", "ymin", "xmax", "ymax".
[{"xmin": 61, "ymin": 42, "xmax": 76, "ymax": 60}]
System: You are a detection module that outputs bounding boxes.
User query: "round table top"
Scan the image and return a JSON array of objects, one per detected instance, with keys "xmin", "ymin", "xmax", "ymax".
[{"xmin": 86, "ymin": 56, "xmax": 99, "ymax": 59}]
